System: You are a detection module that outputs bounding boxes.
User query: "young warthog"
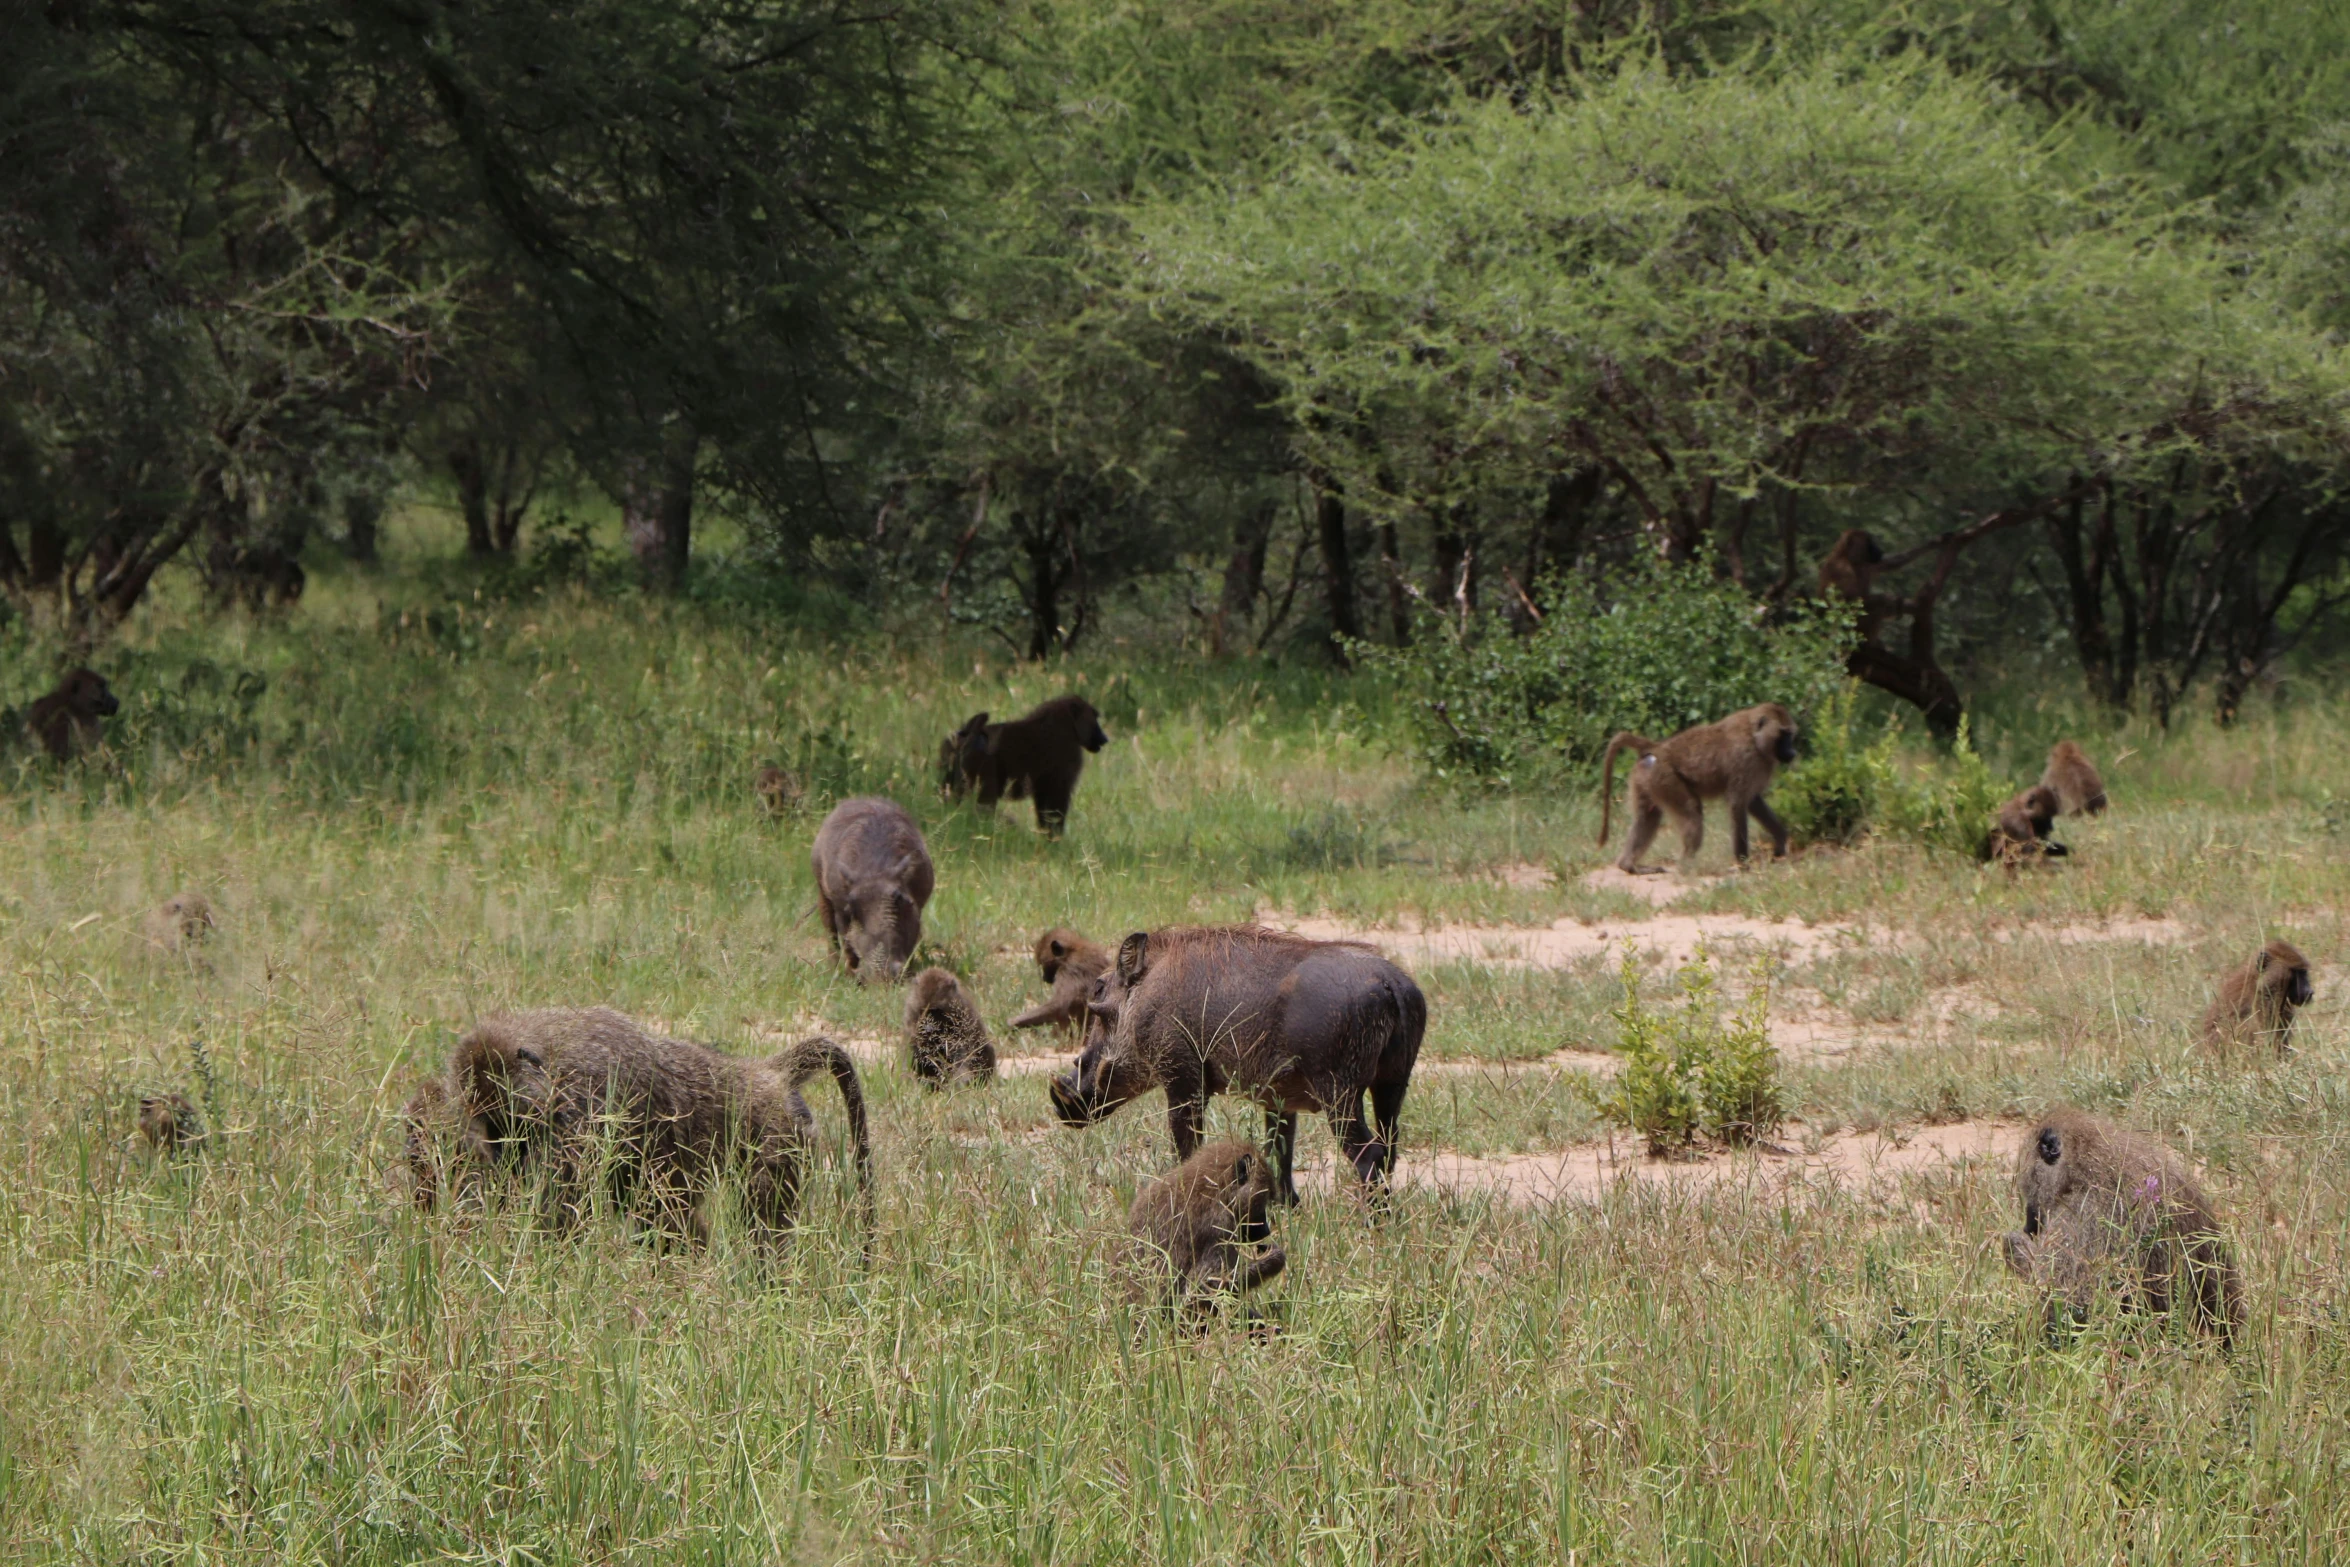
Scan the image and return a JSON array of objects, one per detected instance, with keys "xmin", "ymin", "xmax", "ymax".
[
  {"xmin": 811, "ymin": 797, "xmax": 935, "ymax": 981},
  {"xmin": 1049, "ymin": 926, "xmax": 1425, "ymax": 1202}
]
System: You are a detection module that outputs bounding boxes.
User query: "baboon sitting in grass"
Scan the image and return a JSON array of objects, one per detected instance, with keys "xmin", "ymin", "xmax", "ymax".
[
  {"xmin": 1009, "ymin": 928, "xmax": 1109, "ymax": 1033},
  {"xmin": 418, "ymin": 1008, "xmax": 873, "ymax": 1256},
  {"xmin": 138, "ymin": 1092, "xmax": 206, "ymax": 1155},
  {"xmin": 143, "ymin": 892, "xmax": 216, "ymax": 956},
  {"xmin": 26, "ymin": 668, "xmax": 119, "ymax": 761},
  {"xmin": 753, "ymin": 765, "xmax": 803, "ymax": 817},
  {"xmin": 2001, "ymin": 1108, "xmax": 2241, "ymax": 1342},
  {"xmin": 1979, "ymin": 786, "xmax": 2068, "ymax": 869},
  {"xmin": 1598, "ymin": 703, "xmax": 1799, "ymax": 873},
  {"xmin": 1126, "ymin": 1138, "xmax": 1287, "ymax": 1322},
  {"xmin": 905, "ymin": 968, "xmax": 997, "ymax": 1086},
  {"xmin": 2202, "ymin": 940, "xmax": 2313, "ymax": 1055}
]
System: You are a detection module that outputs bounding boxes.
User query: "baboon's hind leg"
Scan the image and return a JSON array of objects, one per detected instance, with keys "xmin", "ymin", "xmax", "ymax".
[{"xmin": 1616, "ymin": 799, "xmax": 1666, "ymax": 874}]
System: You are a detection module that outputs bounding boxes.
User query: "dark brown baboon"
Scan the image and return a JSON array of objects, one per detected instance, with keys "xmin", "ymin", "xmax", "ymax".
[
  {"xmin": 811, "ymin": 797, "xmax": 935, "ymax": 981},
  {"xmin": 138, "ymin": 1092, "xmax": 205, "ymax": 1154},
  {"xmin": 1050, "ymin": 925, "xmax": 1425, "ymax": 1203},
  {"xmin": 1126, "ymin": 1138, "xmax": 1287, "ymax": 1320},
  {"xmin": 1010, "ymin": 927, "xmax": 1110, "ymax": 1032},
  {"xmin": 2040, "ymin": 740, "xmax": 2108, "ymax": 816},
  {"xmin": 1598, "ymin": 703, "xmax": 1799, "ymax": 873},
  {"xmin": 904, "ymin": 967, "xmax": 998, "ymax": 1086},
  {"xmin": 753, "ymin": 765, "xmax": 803, "ymax": 818},
  {"xmin": 142, "ymin": 892, "xmax": 216, "ymax": 955},
  {"xmin": 25, "ymin": 668, "xmax": 119, "ymax": 761},
  {"xmin": 1816, "ymin": 529, "xmax": 1890, "ymax": 640},
  {"xmin": 940, "ymin": 697, "xmax": 1110, "ymax": 834},
  {"xmin": 437, "ymin": 1007, "xmax": 873, "ymax": 1255},
  {"xmin": 2001, "ymin": 1108, "xmax": 2242, "ymax": 1341},
  {"xmin": 1978, "ymin": 785, "xmax": 2069, "ymax": 868},
  {"xmin": 2202, "ymin": 939, "xmax": 2313, "ymax": 1054}
]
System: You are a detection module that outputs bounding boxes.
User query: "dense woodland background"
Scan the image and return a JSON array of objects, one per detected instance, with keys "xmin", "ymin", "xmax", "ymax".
[{"xmin": 9, "ymin": 0, "xmax": 2350, "ymax": 738}]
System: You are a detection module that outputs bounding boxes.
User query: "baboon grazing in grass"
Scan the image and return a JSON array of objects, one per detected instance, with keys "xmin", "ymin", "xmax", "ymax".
[
  {"xmin": 1979, "ymin": 786, "xmax": 2068, "ymax": 868},
  {"xmin": 811, "ymin": 797, "xmax": 935, "ymax": 981},
  {"xmin": 2202, "ymin": 940, "xmax": 2313, "ymax": 1055},
  {"xmin": 142, "ymin": 892, "xmax": 216, "ymax": 956},
  {"xmin": 1598, "ymin": 703, "xmax": 1799, "ymax": 873},
  {"xmin": 1127, "ymin": 1138, "xmax": 1287, "ymax": 1320},
  {"xmin": 2040, "ymin": 740, "xmax": 2107, "ymax": 816},
  {"xmin": 26, "ymin": 668, "xmax": 119, "ymax": 761},
  {"xmin": 2002, "ymin": 1108, "xmax": 2242, "ymax": 1342},
  {"xmin": 754, "ymin": 765, "xmax": 803, "ymax": 818},
  {"xmin": 138, "ymin": 1092, "xmax": 205, "ymax": 1154},
  {"xmin": 1051, "ymin": 926, "xmax": 1425, "ymax": 1204},
  {"xmin": 431, "ymin": 1008, "xmax": 873, "ymax": 1255},
  {"xmin": 1010, "ymin": 928, "xmax": 1110, "ymax": 1033},
  {"xmin": 939, "ymin": 697, "xmax": 1110, "ymax": 834},
  {"xmin": 905, "ymin": 967, "xmax": 997, "ymax": 1086}
]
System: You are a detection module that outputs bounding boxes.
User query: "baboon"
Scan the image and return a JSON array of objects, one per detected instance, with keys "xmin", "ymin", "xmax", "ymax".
[
  {"xmin": 1598, "ymin": 703, "xmax": 1799, "ymax": 873},
  {"xmin": 1817, "ymin": 529, "xmax": 1891, "ymax": 640},
  {"xmin": 1126, "ymin": 1138, "xmax": 1287, "ymax": 1321},
  {"xmin": 2040, "ymin": 740, "xmax": 2108, "ymax": 816},
  {"xmin": 434, "ymin": 1007, "xmax": 873, "ymax": 1255},
  {"xmin": 1978, "ymin": 785, "xmax": 2069, "ymax": 868},
  {"xmin": 2202, "ymin": 939, "xmax": 2313, "ymax": 1055},
  {"xmin": 905, "ymin": 967, "xmax": 998, "ymax": 1086},
  {"xmin": 811, "ymin": 797, "xmax": 935, "ymax": 981},
  {"xmin": 753, "ymin": 765, "xmax": 803, "ymax": 818},
  {"xmin": 2001, "ymin": 1108, "xmax": 2242, "ymax": 1341},
  {"xmin": 1051, "ymin": 925, "xmax": 1425, "ymax": 1203},
  {"xmin": 25, "ymin": 668, "xmax": 119, "ymax": 761},
  {"xmin": 1009, "ymin": 927, "xmax": 1110, "ymax": 1033},
  {"xmin": 142, "ymin": 892, "xmax": 216, "ymax": 955},
  {"xmin": 138, "ymin": 1092, "xmax": 205, "ymax": 1154},
  {"xmin": 938, "ymin": 696, "xmax": 1110, "ymax": 834}
]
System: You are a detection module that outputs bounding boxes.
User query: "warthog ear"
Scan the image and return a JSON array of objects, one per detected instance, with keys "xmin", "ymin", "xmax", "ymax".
[{"xmin": 1115, "ymin": 932, "xmax": 1150, "ymax": 986}]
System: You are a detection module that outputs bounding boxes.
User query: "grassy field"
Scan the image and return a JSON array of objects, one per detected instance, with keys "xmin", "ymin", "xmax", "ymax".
[{"xmin": 5, "ymin": 517, "xmax": 2350, "ymax": 1563}]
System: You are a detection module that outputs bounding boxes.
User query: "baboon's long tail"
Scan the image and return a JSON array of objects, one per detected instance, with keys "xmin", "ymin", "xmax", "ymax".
[
  {"xmin": 1597, "ymin": 733, "xmax": 1648, "ymax": 847},
  {"xmin": 789, "ymin": 1035, "xmax": 875, "ymax": 1225}
]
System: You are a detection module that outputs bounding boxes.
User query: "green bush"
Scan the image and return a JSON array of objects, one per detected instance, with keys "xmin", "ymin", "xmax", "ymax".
[
  {"xmin": 1356, "ymin": 556, "xmax": 1855, "ymax": 791},
  {"xmin": 1872, "ymin": 714, "xmax": 2008, "ymax": 860},
  {"xmin": 1774, "ymin": 685, "xmax": 1881, "ymax": 845},
  {"xmin": 1580, "ymin": 946, "xmax": 1784, "ymax": 1155},
  {"xmin": 1777, "ymin": 694, "xmax": 2010, "ymax": 858}
]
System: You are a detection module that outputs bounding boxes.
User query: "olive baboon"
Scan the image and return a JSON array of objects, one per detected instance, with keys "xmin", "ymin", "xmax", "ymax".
[
  {"xmin": 1051, "ymin": 925, "xmax": 1425, "ymax": 1203},
  {"xmin": 1598, "ymin": 703, "xmax": 1799, "ymax": 873},
  {"xmin": 138, "ymin": 1092, "xmax": 205, "ymax": 1154},
  {"xmin": 25, "ymin": 668, "xmax": 119, "ymax": 761},
  {"xmin": 2040, "ymin": 740, "xmax": 2107, "ymax": 816},
  {"xmin": 938, "ymin": 697, "xmax": 1110, "ymax": 834},
  {"xmin": 1126, "ymin": 1138, "xmax": 1287, "ymax": 1320},
  {"xmin": 1816, "ymin": 529, "xmax": 1891, "ymax": 640},
  {"xmin": 2202, "ymin": 939, "xmax": 2313, "ymax": 1054},
  {"xmin": 2001, "ymin": 1108, "xmax": 2242, "ymax": 1341},
  {"xmin": 905, "ymin": 967, "xmax": 998, "ymax": 1086},
  {"xmin": 431, "ymin": 1007, "xmax": 873, "ymax": 1255},
  {"xmin": 1978, "ymin": 786, "xmax": 2069, "ymax": 868},
  {"xmin": 1010, "ymin": 927, "xmax": 1110, "ymax": 1033},
  {"xmin": 811, "ymin": 797, "xmax": 935, "ymax": 981},
  {"xmin": 142, "ymin": 892, "xmax": 216, "ymax": 955},
  {"xmin": 754, "ymin": 765, "xmax": 803, "ymax": 818}
]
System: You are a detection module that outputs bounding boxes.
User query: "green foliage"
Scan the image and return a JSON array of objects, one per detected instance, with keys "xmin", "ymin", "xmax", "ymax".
[
  {"xmin": 1775, "ymin": 685, "xmax": 1882, "ymax": 845},
  {"xmin": 1581, "ymin": 946, "xmax": 1784, "ymax": 1154},
  {"xmin": 1357, "ymin": 556, "xmax": 1854, "ymax": 788},
  {"xmin": 1872, "ymin": 716, "xmax": 2009, "ymax": 860}
]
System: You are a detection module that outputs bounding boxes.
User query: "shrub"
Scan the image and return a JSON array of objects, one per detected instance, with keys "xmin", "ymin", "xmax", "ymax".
[
  {"xmin": 1355, "ymin": 555, "xmax": 1855, "ymax": 791},
  {"xmin": 1580, "ymin": 945, "xmax": 1784, "ymax": 1154},
  {"xmin": 1774, "ymin": 685, "xmax": 1882, "ymax": 845}
]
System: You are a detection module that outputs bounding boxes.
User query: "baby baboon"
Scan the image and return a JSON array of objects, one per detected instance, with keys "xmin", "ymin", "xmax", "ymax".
[
  {"xmin": 1598, "ymin": 703, "xmax": 1799, "ymax": 873},
  {"xmin": 142, "ymin": 892, "xmax": 217, "ymax": 956},
  {"xmin": 811, "ymin": 797, "xmax": 935, "ymax": 981},
  {"xmin": 2202, "ymin": 939, "xmax": 2313, "ymax": 1055},
  {"xmin": 436, "ymin": 1007, "xmax": 873, "ymax": 1255},
  {"xmin": 940, "ymin": 696, "xmax": 1110, "ymax": 834},
  {"xmin": 1126, "ymin": 1138, "xmax": 1287, "ymax": 1321},
  {"xmin": 904, "ymin": 967, "xmax": 998, "ymax": 1086},
  {"xmin": 2002, "ymin": 1108, "xmax": 2242, "ymax": 1341},
  {"xmin": 2040, "ymin": 740, "xmax": 2108, "ymax": 816},
  {"xmin": 1978, "ymin": 785, "xmax": 2068, "ymax": 868},
  {"xmin": 138, "ymin": 1092, "xmax": 206, "ymax": 1155},
  {"xmin": 753, "ymin": 765, "xmax": 803, "ymax": 818},
  {"xmin": 25, "ymin": 667, "xmax": 119, "ymax": 761},
  {"xmin": 1010, "ymin": 927, "xmax": 1110, "ymax": 1033}
]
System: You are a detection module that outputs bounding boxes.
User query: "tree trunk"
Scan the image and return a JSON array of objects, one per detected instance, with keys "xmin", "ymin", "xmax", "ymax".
[
  {"xmin": 620, "ymin": 423, "xmax": 696, "ymax": 590},
  {"xmin": 449, "ymin": 436, "xmax": 494, "ymax": 556},
  {"xmin": 1211, "ymin": 500, "xmax": 1273, "ymax": 656},
  {"xmin": 1379, "ymin": 520, "xmax": 1409, "ymax": 645},
  {"xmin": 342, "ymin": 490, "xmax": 382, "ymax": 563},
  {"xmin": 1431, "ymin": 516, "xmax": 1464, "ymax": 610},
  {"xmin": 1315, "ymin": 480, "xmax": 1361, "ymax": 661},
  {"xmin": 1020, "ymin": 508, "xmax": 1062, "ymax": 660}
]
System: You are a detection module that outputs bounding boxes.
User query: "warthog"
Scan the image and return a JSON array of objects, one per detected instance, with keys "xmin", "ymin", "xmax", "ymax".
[
  {"xmin": 811, "ymin": 797, "xmax": 935, "ymax": 981},
  {"xmin": 1050, "ymin": 925, "xmax": 1425, "ymax": 1202}
]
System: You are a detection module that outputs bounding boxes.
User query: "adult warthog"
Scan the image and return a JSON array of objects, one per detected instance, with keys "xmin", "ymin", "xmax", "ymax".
[{"xmin": 1049, "ymin": 926, "xmax": 1425, "ymax": 1202}]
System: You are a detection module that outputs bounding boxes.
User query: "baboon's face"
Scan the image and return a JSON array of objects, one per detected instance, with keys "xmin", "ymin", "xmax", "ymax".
[
  {"xmin": 65, "ymin": 669, "xmax": 118, "ymax": 717},
  {"xmin": 1075, "ymin": 701, "xmax": 1109, "ymax": 753},
  {"xmin": 1756, "ymin": 715, "xmax": 1797, "ymax": 765},
  {"xmin": 2263, "ymin": 946, "xmax": 2314, "ymax": 1010}
]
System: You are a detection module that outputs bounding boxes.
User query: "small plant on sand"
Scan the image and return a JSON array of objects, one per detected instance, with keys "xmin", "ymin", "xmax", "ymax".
[{"xmin": 1581, "ymin": 945, "xmax": 1783, "ymax": 1154}]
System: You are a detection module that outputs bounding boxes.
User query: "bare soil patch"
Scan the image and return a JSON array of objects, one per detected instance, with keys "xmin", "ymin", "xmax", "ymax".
[
  {"xmin": 1581, "ymin": 865, "xmax": 1706, "ymax": 906},
  {"xmin": 1493, "ymin": 861, "xmax": 1558, "ymax": 891},
  {"xmin": 1261, "ymin": 906, "xmax": 1862, "ymax": 969}
]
